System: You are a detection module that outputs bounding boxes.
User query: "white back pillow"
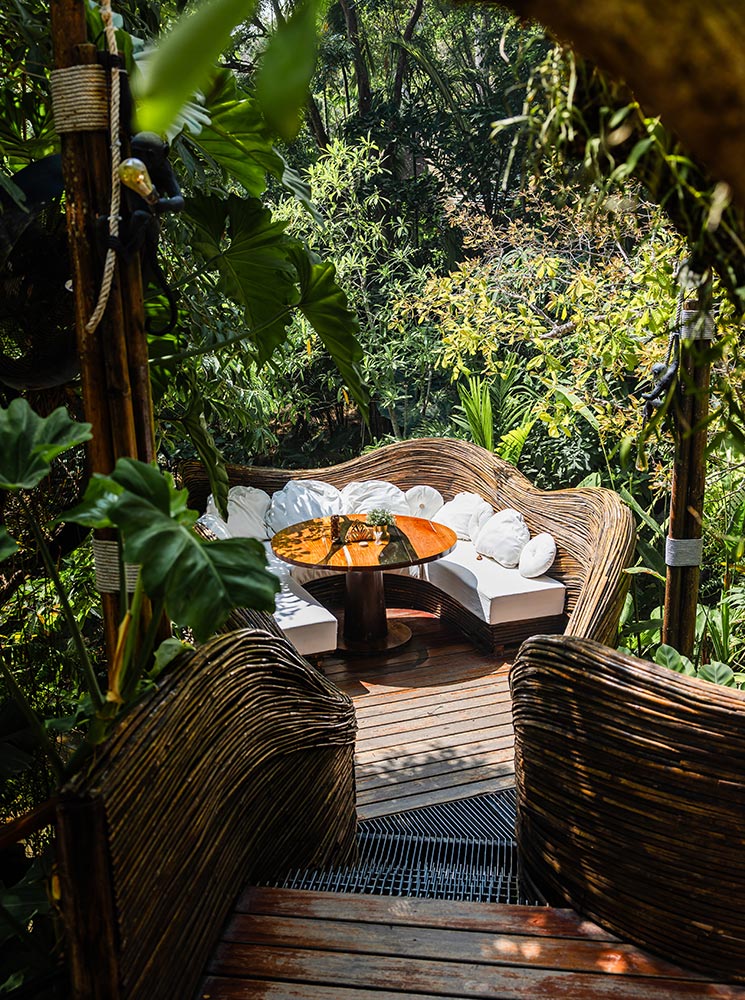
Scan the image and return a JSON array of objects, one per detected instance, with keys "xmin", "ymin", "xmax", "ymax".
[
  {"xmin": 266, "ymin": 479, "xmax": 343, "ymax": 535},
  {"xmin": 207, "ymin": 487, "xmax": 272, "ymax": 541},
  {"xmin": 340, "ymin": 480, "xmax": 409, "ymax": 515},
  {"xmin": 405, "ymin": 485, "xmax": 445, "ymax": 520},
  {"xmin": 475, "ymin": 508, "xmax": 530, "ymax": 567},
  {"xmin": 435, "ymin": 492, "xmax": 493, "ymax": 540},
  {"xmin": 519, "ymin": 532, "xmax": 557, "ymax": 578}
]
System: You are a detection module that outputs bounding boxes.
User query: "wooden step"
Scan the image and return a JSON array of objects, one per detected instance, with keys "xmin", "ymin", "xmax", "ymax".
[
  {"xmin": 198, "ymin": 887, "xmax": 745, "ymax": 999},
  {"xmin": 320, "ymin": 613, "xmax": 514, "ymax": 818}
]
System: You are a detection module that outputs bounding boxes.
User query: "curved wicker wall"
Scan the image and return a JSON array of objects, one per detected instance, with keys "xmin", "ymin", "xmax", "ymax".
[
  {"xmin": 57, "ymin": 629, "xmax": 357, "ymax": 1000},
  {"xmin": 510, "ymin": 634, "xmax": 745, "ymax": 982},
  {"xmin": 180, "ymin": 437, "xmax": 636, "ymax": 644}
]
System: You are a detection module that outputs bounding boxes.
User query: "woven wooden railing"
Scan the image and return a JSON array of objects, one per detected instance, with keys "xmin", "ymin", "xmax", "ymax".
[
  {"xmin": 56, "ymin": 629, "xmax": 357, "ymax": 1000},
  {"xmin": 180, "ymin": 437, "xmax": 636, "ymax": 646},
  {"xmin": 510, "ymin": 634, "xmax": 745, "ymax": 983}
]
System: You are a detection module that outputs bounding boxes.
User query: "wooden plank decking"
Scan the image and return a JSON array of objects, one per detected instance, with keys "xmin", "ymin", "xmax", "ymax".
[
  {"xmin": 201, "ymin": 887, "xmax": 745, "ymax": 999},
  {"xmin": 197, "ymin": 613, "xmax": 745, "ymax": 1000},
  {"xmin": 320, "ymin": 612, "xmax": 514, "ymax": 819}
]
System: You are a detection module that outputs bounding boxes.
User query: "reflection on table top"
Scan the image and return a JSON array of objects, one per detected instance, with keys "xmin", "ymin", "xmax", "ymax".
[{"xmin": 271, "ymin": 514, "xmax": 457, "ymax": 573}]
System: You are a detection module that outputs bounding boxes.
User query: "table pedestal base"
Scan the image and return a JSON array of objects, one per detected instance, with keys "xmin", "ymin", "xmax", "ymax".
[
  {"xmin": 337, "ymin": 620, "xmax": 412, "ymax": 655},
  {"xmin": 339, "ymin": 570, "xmax": 412, "ymax": 655}
]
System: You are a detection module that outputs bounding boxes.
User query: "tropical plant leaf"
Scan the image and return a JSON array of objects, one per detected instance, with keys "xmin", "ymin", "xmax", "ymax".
[
  {"xmin": 186, "ymin": 193, "xmax": 298, "ymax": 362},
  {"xmin": 190, "ymin": 70, "xmax": 282, "ymax": 197},
  {"xmin": 185, "ymin": 197, "xmax": 366, "ymax": 409},
  {"xmin": 497, "ymin": 418, "xmax": 536, "ymax": 465},
  {"xmin": 620, "ymin": 487, "xmax": 666, "ymax": 537},
  {"xmin": 0, "ymin": 528, "xmax": 18, "ymax": 562},
  {"xmin": 190, "ymin": 71, "xmax": 317, "ymax": 213},
  {"xmin": 654, "ymin": 643, "xmax": 695, "ymax": 674},
  {"xmin": 635, "ymin": 537, "xmax": 666, "ymax": 576},
  {"xmin": 180, "ymin": 398, "xmax": 230, "ymax": 521},
  {"xmin": 256, "ymin": 0, "xmax": 318, "ymax": 140},
  {"xmin": 0, "ymin": 400, "xmax": 92, "ymax": 490},
  {"xmin": 697, "ymin": 661, "xmax": 736, "ymax": 686},
  {"xmin": 623, "ymin": 565, "xmax": 666, "ymax": 582},
  {"xmin": 62, "ymin": 476, "xmax": 121, "ymax": 530},
  {"xmin": 292, "ymin": 249, "xmax": 369, "ymax": 418},
  {"xmin": 151, "ymin": 638, "xmax": 193, "ymax": 679},
  {"xmin": 456, "ymin": 376, "xmax": 493, "ymax": 451},
  {"xmin": 69, "ymin": 459, "xmax": 279, "ymax": 642},
  {"xmin": 132, "ymin": 0, "xmax": 258, "ymax": 135}
]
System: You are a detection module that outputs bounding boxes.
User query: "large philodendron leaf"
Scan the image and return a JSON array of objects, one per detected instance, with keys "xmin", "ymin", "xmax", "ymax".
[
  {"xmin": 0, "ymin": 399, "xmax": 92, "ymax": 490},
  {"xmin": 67, "ymin": 459, "xmax": 280, "ymax": 642},
  {"xmin": 191, "ymin": 71, "xmax": 281, "ymax": 198},
  {"xmin": 190, "ymin": 71, "xmax": 316, "ymax": 214},
  {"xmin": 133, "ymin": 0, "xmax": 258, "ymax": 135},
  {"xmin": 114, "ymin": 500, "xmax": 279, "ymax": 641},
  {"xmin": 186, "ymin": 193, "xmax": 299, "ymax": 362},
  {"xmin": 292, "ymin": 250, "xmax": 369, "ymax": 419},
  {"xmin": 256, "ymin": 0, "xmax": 318, "ymax": 141}
]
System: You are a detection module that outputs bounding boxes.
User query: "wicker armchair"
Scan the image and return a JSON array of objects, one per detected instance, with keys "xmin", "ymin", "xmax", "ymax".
[
  {"xmin": 181, "ymin": 438, "xmax": 636, "ymax": 648},
  {"xmin": 510, "ymin": 634, "xmax": 745, "ymax": 983},
  {"xmin": 56, "ymin": 629, "xmax": 357, "ymax": 1000}
]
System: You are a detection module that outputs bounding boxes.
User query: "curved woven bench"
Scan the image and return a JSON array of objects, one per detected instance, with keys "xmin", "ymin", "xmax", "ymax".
[
  {"xmin": 510, "ymin": 634, "xmax": 745, "ymax": 983},
  {"xmin": 56, "ymin": 628, "xmax": 357, "ymax": 1000},
  {"xmin": 181, "ymin": 437, "xmax": 636, "ymax": 648}
]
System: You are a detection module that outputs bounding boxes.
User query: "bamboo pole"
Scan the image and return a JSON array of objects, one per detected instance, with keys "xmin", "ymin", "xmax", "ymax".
[
  {"xmin": 662, "ymin": 298, "xmax": 711, "ymax": 657},
  {"xmin": 50, "ymin": 0, "xmax": 160, "ymax": 661}
]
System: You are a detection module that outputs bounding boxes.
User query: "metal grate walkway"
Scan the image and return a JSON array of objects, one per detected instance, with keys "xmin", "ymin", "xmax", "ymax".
[{"xmin": 264, "ymin": 788, "xmax": 535, "ymax": 905}]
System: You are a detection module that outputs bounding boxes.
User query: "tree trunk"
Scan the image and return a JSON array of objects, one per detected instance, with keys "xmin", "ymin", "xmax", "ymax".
[
  {"xmin": 307, "ymin": 94, "xmax": 331, "ymax": 150},
  {"xmin": 338, "ymin": 0, "xmax": 372, "ymax": 117},
  {"xmin": 464, "ymin": 0, "xmax": 745, "ymax": 212},
  {"xmin": 392, "ymin": 0, "xmax": 425, "ymax": 108}
]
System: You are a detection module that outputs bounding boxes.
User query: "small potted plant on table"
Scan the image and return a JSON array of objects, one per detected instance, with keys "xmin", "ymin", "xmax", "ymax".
[{"xmin": 367, "ymin": 508, "xmax": 397, "ymax": 542}]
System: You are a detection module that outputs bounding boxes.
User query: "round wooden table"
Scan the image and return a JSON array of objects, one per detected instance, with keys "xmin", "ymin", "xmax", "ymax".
[{"xmin": 271, "ymin": 514, "xmax": 457, "ymax": 653}]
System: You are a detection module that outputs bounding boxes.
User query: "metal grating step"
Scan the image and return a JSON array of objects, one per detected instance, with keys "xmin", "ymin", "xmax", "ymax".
[{"xmin": 263, "ymin": 788, "xmax": 537, "ymax": 905}]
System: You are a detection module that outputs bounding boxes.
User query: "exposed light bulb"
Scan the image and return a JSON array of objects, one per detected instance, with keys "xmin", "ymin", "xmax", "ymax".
[{"xmin": 119, "ymin": 158, "xmax": 159, "ymax": 206}]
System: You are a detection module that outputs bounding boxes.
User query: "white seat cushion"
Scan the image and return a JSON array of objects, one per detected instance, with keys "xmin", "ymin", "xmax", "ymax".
[
  {"xmin": 272, "ymin": 576, "xmax": 338, "ymax": 656},
  {"xmin": 340, "ymin": 480, "xmax": 410, "ymax": 515},
  {"xmin": 196, "ymin": 511, "xmax": 232, "ymax": 540},
  {"xmin": 427, "ymin": 540, "xmax": 565, "ymax": 624}
]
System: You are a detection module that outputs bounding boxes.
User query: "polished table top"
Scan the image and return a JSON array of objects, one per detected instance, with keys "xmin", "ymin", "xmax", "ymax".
[{"xmin": 271, "ymin": 514, "xmax": 457, "ymax": 573}]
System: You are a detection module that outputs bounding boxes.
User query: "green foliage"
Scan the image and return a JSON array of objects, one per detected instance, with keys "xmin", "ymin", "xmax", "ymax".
[
  {"xmin": 187, "ymin": 70, "xmax": 315, "ymax": 210},
  {"xmin": 0, "ymin": 529, "xmax": 17, "ymax": 561},
  {"xmin": 186, "ymin": 193, "xmax": 299, "ymax": 359},
  {"xmin": 454, "ymin": 376, "xmax": 493, "ymax": 451},
  {"xmin": 490, "ymin": 43, "xmax": 745, "ymax": 312},
  {"xmin": 256, "ymin": 0, "xmax": 318, "ymax": 140},
  {"xmin": 179, "ymin": 395, "xmax": 231, "ymax": 521},
  {"xmin": 68, "ymin": 459, "xmax": 280, "ymax": 643},
  {"xmin": 654, "ymin": 643, "xmax": 743, "ymax": 689},
  {"xmin": 132, "ymin": 0, "xmax": 258, "ymax": 134},
  {"xmin": 366, "ymin": 508, "xmax": 396, "ymax": 527},
  {"xmin": 182, "ymin": 191, "xmax": 368, "ymax": 415},
  {"xmin": 0, "ymin": 401, "xmax": 92, "ymax": 492}
]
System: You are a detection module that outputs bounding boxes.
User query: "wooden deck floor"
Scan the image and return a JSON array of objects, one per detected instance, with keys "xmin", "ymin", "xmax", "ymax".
[
  {"xmin": 201, "ymin": 887, "xmax": 745, "ymax": 999},
  {"xmin": 320, "ymin": 612, "xmax": 514, "ymax": 819},
  {"xmin": 197, "ymin": 613, "xmax": 745, "ymax": 1000}
]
